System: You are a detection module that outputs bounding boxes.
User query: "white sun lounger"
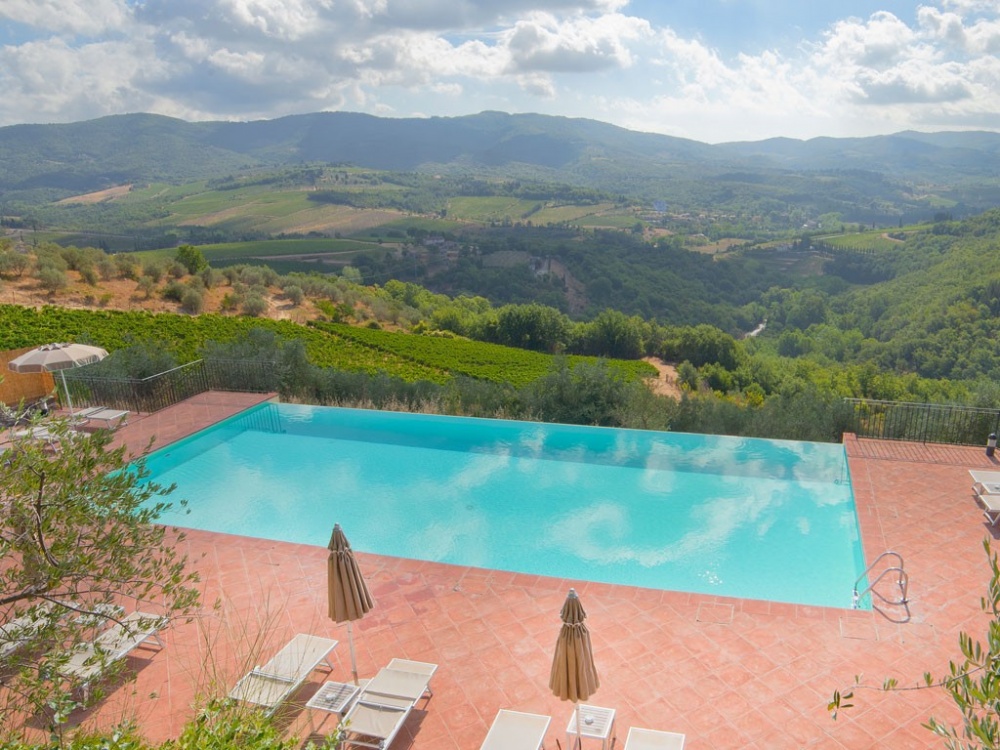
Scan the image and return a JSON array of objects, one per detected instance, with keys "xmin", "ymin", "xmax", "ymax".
[
  {"xmin": 60, "ymin": 611, "xmax": 167, "ymax": 701},
  {"xmin": 340, "ymin": 659, "xmax": 438, "ymax": 749},
  {"xmin": 12, "ymin": 425, "xmax": 65, "ymax": 449},
  {"xmin": 479, "ymin": 709, "xmax": 551, "ymax": 750},
  {"xmin": 0, "ymin": 601, "xmax": 58, "ymax": 659},
  {"xmin": 977, "ymin": 492, "xmax": 1000, "ymax": 526},
  {"xmin": 623, "ymin": 727, "xmax": 687, "ymax": 750},
  {"xmin": 970, "ymin": 470, "xmax": 1000, "ymax": 496},
  {"xmin": 229, "ymin": 633, "xmax": 338, "ymax": 716},
  {"xmin": 969, "ymin": 470, "xmax": 1000, "ymax": 525},
  {"xmin": 77, "ymin": 407, "xmax": 129, "ymax": 429}
]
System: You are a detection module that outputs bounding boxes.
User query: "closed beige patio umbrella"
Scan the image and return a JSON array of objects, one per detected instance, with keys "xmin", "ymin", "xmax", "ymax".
[
  {"xmin": 328, "ymin": 523, "xmax": 375, "ymax": 685},
  {"xmin": 550, "ymin": 588, "xmax": 600, "ymax": 750}
]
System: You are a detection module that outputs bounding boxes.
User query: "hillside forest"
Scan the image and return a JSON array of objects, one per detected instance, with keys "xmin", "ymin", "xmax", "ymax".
[{"xmin": 4, "ymin": 203, "xmax": 1000, "ymax": 444}]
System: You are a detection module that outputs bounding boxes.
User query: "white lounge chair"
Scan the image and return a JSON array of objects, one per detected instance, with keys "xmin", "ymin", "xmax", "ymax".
[
  {"xmin": 623, "ymin": 727, "xmax": 686, "ymax": 750},
  {"xmin": 60, "ymin": 611, "xmax": 167, "ymax": 701},
  {"xmin": 978, "ymin": 493, "xmax": 1000, "ymax": 526},
  {"xmin": 479, "ymin": 709, "xmax": 551, "ymax": 750},
  {"xmin": 77, "ymin": 407, "xmax": 129, "ymax": 429},
  {"xmin": 12, "ymin": 425, "xmax": 64, "ymax": 449},
  {"xmin": 0, "ymin": 602, "xmax": 58, "ymax": 659},
  {"xmin": 385, "ymin": 657, "xmax": 437, "ymax": 699},
  {"xmin": 340, "ymin": 659, "xmax": 438, "ymax": 749},
  {"xmin": 970, "ymin": 470, "xmax": 1000, "ymax": 496},
  {"xmin": 969, "ymin": 470, "xmax": 1000, "ymax": 525},
  {"xmin": 228, "ymin": 633, "xmax": 338, "ymax": 716}
]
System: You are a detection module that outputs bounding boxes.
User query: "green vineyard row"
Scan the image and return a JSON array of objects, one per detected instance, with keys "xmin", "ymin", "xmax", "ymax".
[
  {"xmin": 0, "ymin": 306, "xmax": 655, "ymax": 386},
  {"xmin": 313, "ymin": 321, "xmax": 657, "ymax": 386},
  {"xmin": 0, "ymin": 305, "xmax": 446, "ymax": 383}
]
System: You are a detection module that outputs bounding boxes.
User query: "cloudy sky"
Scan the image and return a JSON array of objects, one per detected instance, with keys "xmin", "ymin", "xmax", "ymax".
[{"xmin": 1, "ymin": 0, "xmax": 998, "ymax": 143}]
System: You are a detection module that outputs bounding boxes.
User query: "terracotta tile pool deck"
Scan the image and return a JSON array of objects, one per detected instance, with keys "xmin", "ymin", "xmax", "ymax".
[{"xmin": 33, "ymin": 393, "xmax": 1000, "ymax": 748}]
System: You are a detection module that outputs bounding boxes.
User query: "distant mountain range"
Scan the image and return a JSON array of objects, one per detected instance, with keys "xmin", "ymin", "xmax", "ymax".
[{"xmin": 3, "ymin": 111, "xmax": 1000, "ymax": 219}]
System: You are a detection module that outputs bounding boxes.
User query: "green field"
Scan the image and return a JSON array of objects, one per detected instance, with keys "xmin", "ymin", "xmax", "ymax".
[
  {"xmin": 133, "ymin": 238, "xmax": 389, "ymax": 266},
  {"xmin": 532, "ymin": 202, "xmax": 618, "ymax": 224},
  {"xmin": 203, "ymin": 238, "xmax": 379, "ymax": 260},
  {"xmin": 446, "ymin": 196, "xmax": 542, "ymax": 222},
  {"xmin": 576, "ymin": 213, "xmax": 641, "ymax": 229},
  {"xmin": 819, "ymin": 233, "xmax": 905, "ymax": 253},
  {"xmin": 35, "ymin": 166, "xmax": 638, "ymax": 251}
]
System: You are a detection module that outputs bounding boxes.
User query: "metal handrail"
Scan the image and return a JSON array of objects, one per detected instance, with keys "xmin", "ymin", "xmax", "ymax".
[
  {"xmin": 845, "ymin": 398, "xmax": 1000, "ymax": 445},
  {"xmin": 853, "ymin": 551, "xmax": 908, "ymax": 610}
]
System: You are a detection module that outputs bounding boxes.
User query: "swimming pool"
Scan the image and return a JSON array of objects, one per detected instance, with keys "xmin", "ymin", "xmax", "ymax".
[{"xmin": 141, "ymin": 403, "xmax": 866, "ymax": 609}]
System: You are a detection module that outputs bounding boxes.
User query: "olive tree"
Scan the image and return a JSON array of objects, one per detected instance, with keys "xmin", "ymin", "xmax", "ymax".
[
  {"xmin": 0, "ymin": 419, "xmax": 200, "ymax": 732},
  {"xmin": 174, "ymin": 245, "xmax": 208, "ymax": 275}
]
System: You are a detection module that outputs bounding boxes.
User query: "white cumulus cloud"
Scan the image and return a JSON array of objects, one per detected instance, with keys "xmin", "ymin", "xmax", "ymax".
[
  {"xmin": 0, "ymin": 0, "xmax": 130, "ymax": 37},
  {"xmin": 0, "ymin": 0, "xmax": 998, "ymax": 140}
]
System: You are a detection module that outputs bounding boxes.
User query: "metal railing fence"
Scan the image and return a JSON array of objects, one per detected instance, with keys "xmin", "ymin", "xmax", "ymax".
[
  {"xmin": 60, "ymin": 359, "xmax": 278, "ymax": 414},
  {"xmin": 844, "ymin": 398, "xmax": 1000, "ymax": 446}
]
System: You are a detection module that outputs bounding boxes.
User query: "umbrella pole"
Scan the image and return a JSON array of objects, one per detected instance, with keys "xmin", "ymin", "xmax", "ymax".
[
  {"xmin": 59, "ymin": 369, "xmax": 75, "ymax": 418},
  {"xmin": 575, "ymin": 702, "xmax": 583, "ymax": 750},
  {"xmin": 347, "ymin": 621, "xmax": 359, "ymax": 686}
]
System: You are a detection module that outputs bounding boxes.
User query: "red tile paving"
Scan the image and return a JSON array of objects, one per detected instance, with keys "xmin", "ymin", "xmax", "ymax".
[{"xmin": 14, "ymin": 398, "xmax": 1000, "ymax": 749}]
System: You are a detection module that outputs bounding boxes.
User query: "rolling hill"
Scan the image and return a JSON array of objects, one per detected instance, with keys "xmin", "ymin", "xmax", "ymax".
[{"xmin": 3, "ymin": 111, "xmax": 1000, "ymax": 222}]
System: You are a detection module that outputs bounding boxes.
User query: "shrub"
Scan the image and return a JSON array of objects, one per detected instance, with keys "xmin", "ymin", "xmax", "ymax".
[
  {"xmin": 241, "ymin": 294, "xmax": 268, "ymax": 317},
  {"xmin": 220, "ymin": 293, "xmax": 239, "ymax": 312},
  {"xmin": 143, "ymin": 261, "xmax": 165, "ymax": 283},
  {"xmin": 0, "ymin": 249, "xmax": 30, "ymax": 277},
  {"xmin": 284, "ymin": 285, "xmax": 304, "ymax": 306},
  {"xmin": 136, "ymin": 276, "xmax": 157, "ymax": 299},
  {"xmin": 79, "ymin": 265, "xmax": 99, "ymax": 286},
  {"xmin": 200, "ymin": 267, "xmax": 223, "ymax": 289},
  {"xmin": 526, "ymin": 359, "xmax": 638, "ymax": 427},
  {"xmin": 180, "ymin": 288, "xmax": 204, "ymax": 315},
  {"xmin": 162, "ymin": 280, "xmax": 186, "ymax": 303},
  {"xmin": 97, "ymin": 256, "xmax": 116, "ymax": 281},
  {"xmin": 37, "ymin": 265, "xmax": 68, "ymax": 293},
  {"xmin": 114, "ymin": 254, "xmax": 139, "ymax": 280}
]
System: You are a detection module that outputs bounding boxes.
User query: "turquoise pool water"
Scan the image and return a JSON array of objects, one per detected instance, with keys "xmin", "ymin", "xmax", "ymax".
[{"xmin": 141, "ymin": 403, "xmax": 865, "ymax": 609}]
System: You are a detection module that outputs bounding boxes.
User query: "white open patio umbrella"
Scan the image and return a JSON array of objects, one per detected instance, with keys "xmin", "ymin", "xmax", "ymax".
[
  {"xmin": 328, "ymin": 523, "xmax": 375, "ymax": 685},
  {"xmin": 550, "ymin": 588, "xmax": 600, "ymax": 750},
  {"xmin": 7, "ymin": 342, "xmax": 108, "ymax": 417}
]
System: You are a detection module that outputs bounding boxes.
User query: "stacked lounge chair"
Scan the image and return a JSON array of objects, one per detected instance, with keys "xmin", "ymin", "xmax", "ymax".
[{"xmin": 969, "ymin": 470, "xmax": 1000, "ymax": 525}]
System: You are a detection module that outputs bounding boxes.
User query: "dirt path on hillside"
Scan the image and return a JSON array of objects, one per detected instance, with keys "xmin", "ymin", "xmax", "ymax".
[{"xmin": 642, "ymin": 357, "xmax": 682, "ymax": 399}]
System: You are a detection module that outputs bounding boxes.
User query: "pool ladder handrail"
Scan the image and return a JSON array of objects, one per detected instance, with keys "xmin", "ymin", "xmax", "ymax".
[{"xmin": 853, "ymin": 551, "xmax": 909, "ymax": 612}]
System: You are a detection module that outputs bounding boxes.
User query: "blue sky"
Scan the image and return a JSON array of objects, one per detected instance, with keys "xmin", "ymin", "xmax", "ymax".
[{"xmin": 1, "ymin": 0, "xmax": 998, "ymax": 143}]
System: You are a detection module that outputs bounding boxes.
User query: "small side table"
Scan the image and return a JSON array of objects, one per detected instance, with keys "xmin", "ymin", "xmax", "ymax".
[
  {"xmin": 306, "ymin": 681, "xmax": 359, "ymax": 734},
  {"xmin": 566, "ymin": 704, "xmax": 616, "ymax": 750}
]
